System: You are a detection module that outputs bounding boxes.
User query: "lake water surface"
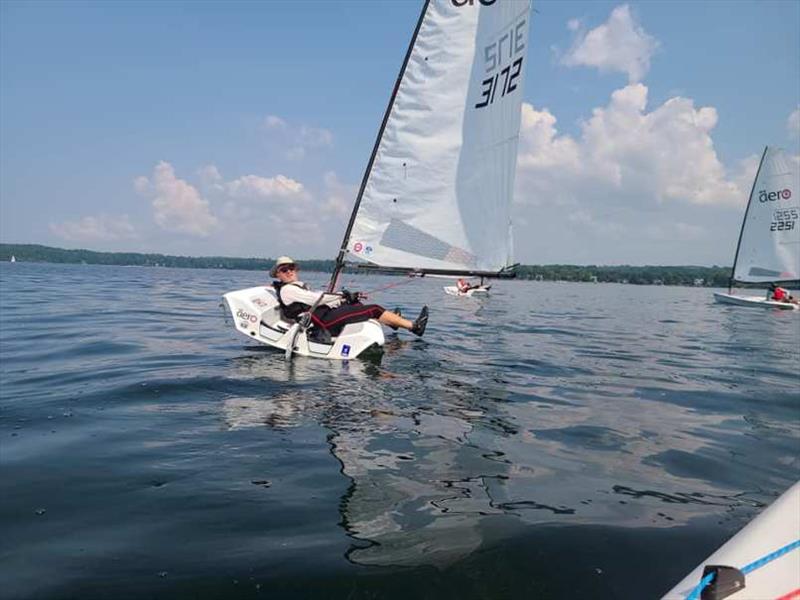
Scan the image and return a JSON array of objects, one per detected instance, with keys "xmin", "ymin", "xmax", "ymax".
[{"xmin": 1, "ymin": 263, "xmax": 798, "ymax": 599}]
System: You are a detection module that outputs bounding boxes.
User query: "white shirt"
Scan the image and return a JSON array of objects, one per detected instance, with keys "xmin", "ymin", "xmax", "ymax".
[{"xmin": 279, "ymin": 281, "xmax": 342, "ymax": 309}]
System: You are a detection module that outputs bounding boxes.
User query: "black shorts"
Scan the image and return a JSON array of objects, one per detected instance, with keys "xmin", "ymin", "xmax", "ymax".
[{"xmin": 311, "ymin": 303, "xmax": 385, "ymax": 336}]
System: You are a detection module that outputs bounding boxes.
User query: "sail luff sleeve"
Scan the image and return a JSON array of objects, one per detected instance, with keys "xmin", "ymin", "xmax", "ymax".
[
  {"xmin": 730, "ymin": 146, "xmax": 768, "ymax": 286},
  {"xmin": 328, "ymin": 0, "xmax": 431, "ymax": 292}
]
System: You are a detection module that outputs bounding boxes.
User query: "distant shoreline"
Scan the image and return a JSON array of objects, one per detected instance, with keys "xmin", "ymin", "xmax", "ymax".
[{"xmin": 0, "ymin": 243, "xmax": 733, "ymax": 287}]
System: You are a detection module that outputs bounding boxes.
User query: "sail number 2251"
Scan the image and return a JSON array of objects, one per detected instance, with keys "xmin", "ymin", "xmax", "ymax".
[
  {"xmin": 771, "ymin": 208, "xmax": 798, "ymax": 231},
  {"xmin": 475, "ymin": 17, "xmax": 526, "ymax": 109}
]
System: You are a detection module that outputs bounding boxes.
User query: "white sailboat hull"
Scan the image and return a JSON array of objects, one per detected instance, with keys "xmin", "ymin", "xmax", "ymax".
[
  {"xmin": 662, "ymin": 481, "xmax": 800, "ymax": 600},
  {"xmin": 222, "ymin": 286, "xmax": 384, "ymax": 360},
  {"xmin": 713, "ymin": 292, "xmax": 798, "ymax": 310},
  {"xmin": 443, "ymin": 285, "xmax": 491, "ymax": 297}
]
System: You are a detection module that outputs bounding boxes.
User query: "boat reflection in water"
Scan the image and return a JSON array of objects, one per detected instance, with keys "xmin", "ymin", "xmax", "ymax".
[
  {"xmin": 219, "ymin": 335, "xmax": 768, "ymax": 570},
  {"xmin": 222, "ymin": 342, "xmax": 509, "ymax": 567}
]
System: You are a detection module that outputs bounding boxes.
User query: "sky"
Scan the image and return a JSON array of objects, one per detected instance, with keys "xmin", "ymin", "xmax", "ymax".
[{"xmin": 1, "ymin": 0, "xmax": 799, "ymax": 266}]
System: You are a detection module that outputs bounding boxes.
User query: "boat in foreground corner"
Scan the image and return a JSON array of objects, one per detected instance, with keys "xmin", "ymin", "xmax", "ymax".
[
  {"xmin": 714, "ymin": 146, "xmax": 799, "ymax": 310},
  {"xmin": 662, "ymin": 481, "xmax": 800, "ymax": 600}
]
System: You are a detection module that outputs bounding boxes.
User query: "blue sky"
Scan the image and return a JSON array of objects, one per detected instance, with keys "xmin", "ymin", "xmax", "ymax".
[{"xmin": 1, "ymin": 0, "xmax": 798, "ymax": 265}]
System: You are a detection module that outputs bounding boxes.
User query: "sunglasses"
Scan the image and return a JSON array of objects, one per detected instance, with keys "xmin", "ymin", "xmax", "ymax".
[{"xmin": 277, "ymin": 265, "xmax": 297, "ymax": 274}]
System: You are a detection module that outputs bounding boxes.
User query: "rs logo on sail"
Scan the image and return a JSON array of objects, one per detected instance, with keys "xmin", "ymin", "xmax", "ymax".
[
  {"xmin": 452, "ymin": 0, "xmax": 497, "ymax": 6},
  {"xmin": 758, "ymin": 188, "xmax": 792, "ymax": 202}
]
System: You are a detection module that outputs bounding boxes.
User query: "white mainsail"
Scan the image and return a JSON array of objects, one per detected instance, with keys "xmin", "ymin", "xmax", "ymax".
[
  {"xmin": 733, "ymin": 146, "xmax": 800, "ymax": 284},
  {"xmin": 341, "ymin": 0, "xmax": 532, "ymax": 275}
]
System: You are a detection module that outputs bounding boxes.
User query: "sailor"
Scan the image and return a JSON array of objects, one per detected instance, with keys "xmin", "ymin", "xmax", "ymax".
[
  {"xmin": 767, "ymin": 283, "xmax": 800, "ymax": 305},
  {"xmin": 270, "ymin": 257, "xmax": 428, "ymax": 336},
  {"xmin": 457, "ymin": 278, "xmax": 479, "ymax": 293}
]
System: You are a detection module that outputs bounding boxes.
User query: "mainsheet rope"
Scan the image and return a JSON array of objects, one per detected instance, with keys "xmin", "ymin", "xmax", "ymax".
[
  {"xmin": 338, "ymin": 275, "xmax": 419, "ymax": 299},
  {"xmin": 685, "ymin": 539, "xmax": 800, "ymax": 600}
]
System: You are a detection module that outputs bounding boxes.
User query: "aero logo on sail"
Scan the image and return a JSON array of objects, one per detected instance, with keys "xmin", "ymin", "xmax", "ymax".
[
  {"xmin": 452, "ymin": 0, "xmax": 497, "ymax": 6},
  {"xmin": 758, "ymin": 188, "xmax": 792, "ymax": 202}
]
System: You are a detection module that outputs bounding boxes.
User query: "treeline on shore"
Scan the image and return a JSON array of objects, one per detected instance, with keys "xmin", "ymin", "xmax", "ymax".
[
  {"xmin": 0, "ymin": 243, "xmax": 732, "ymax": 287},
  {"xmin": 514, "ymin": 264, "xmax": 731, "ymax": 287},
  {"xmin": 0, "ymin": 243, "xmax": 334, "ymax": 273}
]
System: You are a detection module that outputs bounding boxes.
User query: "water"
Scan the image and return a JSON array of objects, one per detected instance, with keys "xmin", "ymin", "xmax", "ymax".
[{"xmin": 1, "ymin": 263, "xmax": 798, "ymax": 599}]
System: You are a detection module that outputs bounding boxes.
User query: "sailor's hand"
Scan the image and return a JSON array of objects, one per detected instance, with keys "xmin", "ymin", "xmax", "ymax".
[{"xmin": 341, "ymin": 289, "xmax": 359, "ymax": 304}]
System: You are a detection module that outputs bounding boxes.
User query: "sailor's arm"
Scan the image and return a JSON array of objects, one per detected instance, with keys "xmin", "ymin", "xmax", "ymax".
[{"xmin": 280, "ymin": 285, "xmax": 342, "ymax": 308}]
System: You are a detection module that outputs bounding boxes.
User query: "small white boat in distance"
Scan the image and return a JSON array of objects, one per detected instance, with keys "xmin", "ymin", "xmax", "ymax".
[
  {"xmin": 662, "ymin": 480, "xmax": 800, "ymax": 600},
  {"xmin": 714, "ymin": 146, "xmax": 799, "ymax": 309},
  {"xmin": 10, "ymin": 255, "xmax": 16, "ymax": 263},
  {"xmin": 444, "ymin": 285, "xmax": 491, "ymax": 297},
  {"xmin": 443, "ymin": 275, "xmax": 492, "ymax": 297}
]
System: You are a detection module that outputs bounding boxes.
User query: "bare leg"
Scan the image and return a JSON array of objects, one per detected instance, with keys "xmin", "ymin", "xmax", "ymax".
[{"xmin": 379, "ymin": 310, "xmax": 413, "ymax": 331}]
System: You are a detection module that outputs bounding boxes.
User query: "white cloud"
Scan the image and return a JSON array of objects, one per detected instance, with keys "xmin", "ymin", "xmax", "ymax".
[
  {"xmin": 511, "ymin": 85, "xmax": 759, "ymax": 264},
  {"xmin": 50, "ymin": 214, "xmax": 137, "ymax": 242},
  {"xmin": 135, "ymin": 161, "xmax": 218, "ymax": 236},
  {"xmin": 226, "ymin": 174, "xmax": 309, "ymax": 200},
  {"xmin": 264, "ymin": 115, "xmax": 287, "ymax": 129},
  {"xmin": 210, "ymin": 170, "xmax": 358, "ymax": 258},
  {"xmin": 286, "ymin": 147, "xmax": 306, "ymax": 161},
  {"xmin": 206, "ymin": 166, "xmax": 320, "ymax": 245},
  {"xmin": 262, "ymin": 115, "xmax": 333, "ymax": 160},
  {"xmin": 197, "ymin": 164, "xmax": 223, "ymax": 184},
  {"xmin": 321, "ymin": 171, "xmax": 355, "ymax": 219},
  {"xmin": 299, "ymin": 125, "xmax": 333, "ymax": 149},
  {"xmin": 561, "ymin": 4, "xmax": 658, "ymax": 83},
  {"xmin": 788, "ymin": 106, "xmax": 800, "ymax": 138},
  {"xmin": 516, "ymin": 84, "xmax": 745, "ymax": 209},
  {"xmin": 133, "ymin": 175, "xmax": 150, "ymax": 196}
]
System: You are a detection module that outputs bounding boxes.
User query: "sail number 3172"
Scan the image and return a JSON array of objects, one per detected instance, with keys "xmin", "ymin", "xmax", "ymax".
[{"xmin": 475, "ymin": 18, "xmax": 526, "ymax": 110}]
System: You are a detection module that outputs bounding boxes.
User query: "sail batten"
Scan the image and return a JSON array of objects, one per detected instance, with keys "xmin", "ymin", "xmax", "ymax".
[
  {"xmin": 340, "ymin": 0, "xmax": 532, "ymax": 279},
  {"xmin": 732, "ymin": 146, "xmax": 800, "ymax": 285}
]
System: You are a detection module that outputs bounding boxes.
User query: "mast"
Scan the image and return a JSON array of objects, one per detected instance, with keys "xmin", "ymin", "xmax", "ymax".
[
  {"xmin": 728, "ymin": 146, "xmax": 768, "ymax": 293},
  {"xmin": 328, "ymin": 0, "xmax": 431, "ymax": 293}
]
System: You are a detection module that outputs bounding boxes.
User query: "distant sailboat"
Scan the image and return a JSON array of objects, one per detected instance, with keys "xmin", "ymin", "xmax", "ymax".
[
  {"xmin": 443, "ymin": 277, "xmax": 492, "ymax": 297},
  {"xmin": 10, "ymin": 255, "xmax": 16, "ymax": 263},
  {"xmin": 223, "ymin": 0, "xmax": 532, "ymax": 358},
  {"xmin": 714, "ymin": 146, "xmax": 800, "ymax": 310}
]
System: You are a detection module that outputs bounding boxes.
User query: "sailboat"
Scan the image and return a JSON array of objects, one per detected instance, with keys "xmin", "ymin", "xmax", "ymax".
[
  {"xmin": 713, "ymin": 146, "xmax": 800, "ymax": 310},
  {"xmin": 10, "ymin": 255, "xmax": 16, "ymax": 263},
  {"xmin": 443, "ymin": 277, "xmax": 492, "ymax": 297},
  {"xmin": 223, "ymin": 0, "xmax": 532, "ymax": 359}
]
